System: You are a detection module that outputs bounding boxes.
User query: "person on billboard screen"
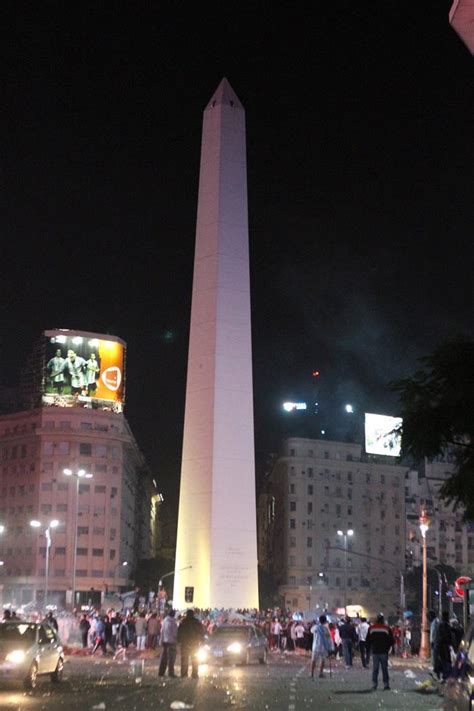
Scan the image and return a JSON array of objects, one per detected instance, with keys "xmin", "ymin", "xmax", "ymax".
[
  {"xmin": 46, "ymin": 348, "xmax": 66, "ymax": 393},
  {"xmin": 86, "ymin": 353, "xmax": 101, "ymax": 396},
  {"xmin": 62, "ymin": 350, "xmax": 87, "ymax": 395}
]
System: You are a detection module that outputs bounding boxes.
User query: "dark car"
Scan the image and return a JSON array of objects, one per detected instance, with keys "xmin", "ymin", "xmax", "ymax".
[
  {"xmin": 199, "ymin": 624, "xmax": 268, "ymax": 665},
  {"xmin": 443, "ymin": 621, "xmax": 474, "ymax": 710}
]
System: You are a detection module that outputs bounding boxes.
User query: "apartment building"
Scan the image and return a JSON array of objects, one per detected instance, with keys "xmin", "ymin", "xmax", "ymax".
[
  {"xmin": 259, "ymin": 437, "xmax": 407, "ymax": 618},
  {"xmin": 0, "ymin": 406, "xmax": 157, "ymax": 609}
]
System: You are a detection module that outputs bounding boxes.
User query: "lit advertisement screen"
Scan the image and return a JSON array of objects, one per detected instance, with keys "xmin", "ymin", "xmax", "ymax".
[
  {"xmin": 42, "ymin": 330, "xmax": 125, "ymax": 412},
  {"xmin": 364, "ymin": 413, "xmax": 402, "ymax": 457}
]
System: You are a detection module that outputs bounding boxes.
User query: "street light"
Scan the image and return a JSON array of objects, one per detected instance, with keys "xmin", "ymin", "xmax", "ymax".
[
  {"xmin": 337, "ymin": 529, "xmax": 354, "ymax": 615},
  {"xmin": 30, "ymin": 519, "xmax": 59, "ymax": 609},
  {"xmin": 0, "ymin": 525, "xmax": 5, "ymax": 534},
  {"xmin": 419, "ymin": 509, "xmax": 430, "ymax": 659},
  {"xmin": 63, "ymin": 468, "xmax": 93, "ymax": 608}
]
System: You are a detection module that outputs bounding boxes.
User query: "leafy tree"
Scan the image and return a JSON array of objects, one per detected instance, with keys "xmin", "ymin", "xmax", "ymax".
[{"xmin": 392, "ymin": 338, "xmax": 474, "ymax": 518}]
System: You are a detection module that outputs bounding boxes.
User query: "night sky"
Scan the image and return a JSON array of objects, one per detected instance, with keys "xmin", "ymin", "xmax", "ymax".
[{"xmin": 1, "ymin": 2, "xmax": 473, "ymax": 506}]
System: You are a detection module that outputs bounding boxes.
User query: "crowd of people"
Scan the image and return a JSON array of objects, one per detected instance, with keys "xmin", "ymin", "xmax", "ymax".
[{"xmin": 2, "ymin": 601, "xmax": 465, "ymax": 688}]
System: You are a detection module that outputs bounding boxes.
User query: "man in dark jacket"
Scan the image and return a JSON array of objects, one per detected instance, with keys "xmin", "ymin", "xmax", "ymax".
[
  {"xmin": 367, "ymin": 613, "xmax": 394, "ymax": 691},
  {"xmin": 79, "ymin": 614, "xmax": 91, "ymax": 648},
  {"xmin": 339, "ymin": 617, "xmax": 357, "ymax": 668},
  {"xmin": 177, "ymin": 609, "xmax": 205, "ymax": 678}
]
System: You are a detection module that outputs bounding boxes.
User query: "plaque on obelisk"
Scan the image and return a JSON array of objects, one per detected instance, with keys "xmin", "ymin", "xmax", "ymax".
[{"xmin": 173, "ymin": 79, "xmax": 259, "ymax": 609}]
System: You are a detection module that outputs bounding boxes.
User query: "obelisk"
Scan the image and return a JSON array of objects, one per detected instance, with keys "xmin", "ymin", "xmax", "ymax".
[{"xmin": 173, "ymin": 79, "xmax": 259, "ymax": 609}]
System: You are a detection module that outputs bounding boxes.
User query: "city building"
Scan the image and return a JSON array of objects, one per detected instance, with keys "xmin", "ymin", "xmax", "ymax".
[
  {"xmin": 258, "ymin": 437, "xmax": 407, "ymax": 618},
  {"xmin": 0, "ymin": 329, "xmax": 159, "ymax": 609},
  {"xmin": 405, "ymin": 456, "xmax": 474, "ymax": 576}
]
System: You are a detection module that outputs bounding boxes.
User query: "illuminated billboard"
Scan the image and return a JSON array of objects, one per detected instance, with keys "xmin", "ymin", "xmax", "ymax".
[
  {"xmin": 42, "ymin": 330, "xmax": 126, "ymax": 412},
  {"xmin": 364, "ymin": 413, "xmax": 402, "ymax": 457}
]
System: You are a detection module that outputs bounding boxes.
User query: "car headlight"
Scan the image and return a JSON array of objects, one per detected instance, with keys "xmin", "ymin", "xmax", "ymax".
[
  {"xmin": 227, "ymin": 642, "xmax": 242, "ymax": 654},
  {"xmin": 196, "ymin": 647, "xmax": 208, "ymax": 663},
  {"xmin": 5, "ymin": 650, "xmax": 26, "ymax": 664}
]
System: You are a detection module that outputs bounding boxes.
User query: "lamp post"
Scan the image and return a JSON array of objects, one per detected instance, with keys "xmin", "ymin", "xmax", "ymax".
[
  {"xmin": 337, "ymin": 529, "xmax": 354, "ymax": 615},
  {"xmin": 30, "ymin": 519, "xmax": 59, "ymax": 609},
  {"xmin": 419, "ymin": 509, "xmax": 430, "ymax": 659},
  {"xmin": 63, "ymin": 468, "xmax": 93, "ymax": 609}
]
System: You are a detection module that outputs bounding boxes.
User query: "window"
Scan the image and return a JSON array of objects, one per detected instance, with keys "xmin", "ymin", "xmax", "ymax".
[
  {"xmin": 109, "ymin": 550, "xmax": 116, "ymax": 560},
  {"xmin": 95, "ymin": 464, "xmax": 107, "ymax": 473},
  {"xmin": 307, "ymin": 468, "xmax": 314, "ymax": 478},
  {"xmin": 60, "ymin": 421, "xmax": 71, "ymax": 430},
  {"xmin": 324, "ymin": 451, "xmax": 329, "ymax": 459},
  {"xmin": 56, "ymin": 504, "xmax": 68, "ymax": 512},
  {"xmin": 307, "ymin": 502, "xmax": 313, "ymax": 515},
  {"xmin": 307, "ymin": 485, "xmax": 313, "ymax": 495},
  {"xmin": 44, "ymin": 421, "xmax": 55, "ymax": 430},
  {"xmin": 289, "ymin": 484, "xmax": 295, "ymax": 494},
  {"xmin": 308, "ymin": 449, "xmax": 313, "ymax": 457},
  {"xmin": 111, "ymin": 487, "xmax": 117, "ymax": 497},
  {"xmin": 77, "ymin": 548, "xmax": 88, "ymax": 556},
  {"xmin": 81, "ymin": 422, "xmax": 92, "ymax": 431},
  {"xmin": 78, "ymin": 504, "xmax": 90, "ymax": 513},
  {"xmin": 335, "ymin": 504, "xmax": 341, "ymax": 516},
  {"xmin": 79, "ymin": 443, "xmax": 92, "ymax": 456},
  {"xmin": 94, "ymin": 485, "xmax": 106, "ymax": 494},
  {"xmin": 20, "ymin": 445, "xmax": 27, "ymax": 458},
  {"xmin": 289, "ymin": 519, "xmax": 296, "ymax": 529},
  {"xmin": 43, "ymin": 442, "xmax": 54, "ymax": 455},
  {"xmin": 57, "ymin": 482, "xmax": 68, "ymax": 491},
  {"xmin": 58, "ymin": 442, "xmax": 70, "ymax": 455},
  {"xmin": 79, "ymin": 484, "xmax": 90, "ymax": 494},
  {"xmin": 54, "ymin": 569, "xmax": 65, "ymax": 577},
  {"xmin": 41, "ymin": 504, "xmax": 52, "ymax": 514},
  {"xmin": 77, "ymin": 527, "xmax": 89, "ymax": 535},
  {"xmin": 96, "ymin": 445, "xmax": 108, "ymax": 458},
  {"xmin": 41, "ymin": 482, "xmax": 53, "ymax": 491},
  {"xmin": 290, "ymin": 501, "xmax": 296, "ymax": 512},
  {"xmin": 288, "ymin": 576, "xmax": 296, "ymax": 585},
  {"xmin": 76, "ymin": 570, "xmax": 87, "ymax": 577},
  {"xmin": 111, "ymin": 447, "xmax": 120, "ymax": 460},
  {"xmin": 347, "ymin": 506, "xmax": 352, "ymax": 516},
  {"xmin": 55, "ymin": 547, "xmax": 66, "ymax": 555},
  {"xmin": 289, "ymin": 537, "xmax": 296, "ymax": 548},
  {"xmin": 307, "ymin": 537, "xmax": 312, "ymax": 548},
  {"xmin": 324, "ymin": 486, "xmax": 329, "ymax": 496},
  {"xmin": 307, "ymin": 556, "xmax": 312, "ymax": 567},
  {"xmin": 93, "ymin": 527, "xmax": 105, "ymax": 535},
  {"xmin": 92, "ymin": 548, "xmax": 103, "ymax": 557},
  {"xmin": 110, "ymin": 529, "xmax": 116, "ymax": 541},
  {"xmin": 290, "ymin": 448, "xmax": 295, "ymax": 457}
]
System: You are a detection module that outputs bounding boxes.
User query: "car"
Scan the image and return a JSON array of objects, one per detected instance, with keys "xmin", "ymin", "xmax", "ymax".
[
  {"xmin": 0, "ymin": 621, "xmax": 64, "ymax": 690},
  {"xmin": 198, "ymin": 624, "xmax": 268, "ymax": 665}
]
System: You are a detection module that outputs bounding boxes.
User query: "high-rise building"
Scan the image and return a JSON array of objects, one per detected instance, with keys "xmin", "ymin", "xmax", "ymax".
[
  {"xmin": 174, "ymin": 79, "xmax": 258, "ymax": 609},
  {"xmin": 405, "ymin": 457, "xmax": 474, "ymax": 576},
  {"xmin": 0, "ymin": 330, "xmax": 158, "ymax": 609},
  {"xmin": 259, "ymin": 437, "xmax": 407, "ymax": 618}
]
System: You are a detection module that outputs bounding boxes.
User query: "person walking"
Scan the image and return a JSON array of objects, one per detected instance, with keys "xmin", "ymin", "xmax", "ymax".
[
  {"xmin": 159, "ymin": 609, "xmax": 178, "ymax": 677},
  {"xmin": 339, "ymin": 616, "xmax": 357, "ymax": 668},
  {"xmin": 367, "ymin": 613, "xmax": 394, "ymax": 691},
  {"xmin": 310, "ymin": 615, "xmax": 334, "ymax": 678},
  {"xmin": 147, "ymin": 612, "xmax": 160, "ymax": 650},
  {"xmin": 435, "ymin": 611, "xmax": 455, "ymax": 681},
  {"xmin": 358, "ymin": 617, "xmax": 370, "ymax": 668},
  {"xmin": 177, "ymin": 609, "xmax": 205, "ymax": 678},
  {"xmin": 91, "ymin": 617, "xmax": 107, "ymax": 656},
  {"xmin": 79, "ymin": 614, "xmax": 91, "ymax": 649},
  {"xmin": 135, "ymin": 612, "xmax": 147, "ymax": 651}
]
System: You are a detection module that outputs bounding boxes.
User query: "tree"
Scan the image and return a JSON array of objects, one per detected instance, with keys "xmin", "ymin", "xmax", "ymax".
[{"xmin": 391, "ymin": 338, "xmax": 474, "ymax": 518}]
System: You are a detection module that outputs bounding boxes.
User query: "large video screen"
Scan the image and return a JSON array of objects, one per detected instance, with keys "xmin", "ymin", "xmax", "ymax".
[
  {"xmin": 42, "ymin": 330, "xmax": 125, "ymax": 412},
  {"xmin": 364, "ymin": 413, "xmax": 402, "ymax": 457}
]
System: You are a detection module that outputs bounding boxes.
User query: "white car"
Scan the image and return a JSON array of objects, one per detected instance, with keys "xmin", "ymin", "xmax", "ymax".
[{"xmin": 0, "ymin": 621, "xmax": 64, "ymax": 689}]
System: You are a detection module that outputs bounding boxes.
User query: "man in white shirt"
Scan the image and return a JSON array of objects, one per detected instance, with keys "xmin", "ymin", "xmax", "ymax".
[{"xmin": 358, "ymin": 617, "xmax": 370, "ymax": 668}]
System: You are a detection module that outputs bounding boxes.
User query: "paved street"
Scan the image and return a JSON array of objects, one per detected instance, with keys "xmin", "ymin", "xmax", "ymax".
[{"xmin": 0, "ymin": 651, "xmax": 444, "ymax": 710}]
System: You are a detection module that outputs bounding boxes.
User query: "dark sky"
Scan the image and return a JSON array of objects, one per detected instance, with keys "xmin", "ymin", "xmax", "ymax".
[{"xmin": 1, "ymin": 2, "xmax": 473, "ymax": 504}]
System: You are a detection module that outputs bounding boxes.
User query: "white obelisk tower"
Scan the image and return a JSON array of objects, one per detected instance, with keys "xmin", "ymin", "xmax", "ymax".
[{"xmin": 173, "ymin": 79, "xmax": 259, "ymax": 609}]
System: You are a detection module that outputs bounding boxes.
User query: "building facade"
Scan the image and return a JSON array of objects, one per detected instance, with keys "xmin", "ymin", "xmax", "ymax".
[
  {"xmin": 259, "ymin": 437, "xmax": 407, "ymax": 618},
  {"xmin": 405, "ymin": 457, "xmax": 474, "ymax": 576},
  {"xmin": 0, "ymin": 406, "xmax": 157, "ymax": 609}
]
